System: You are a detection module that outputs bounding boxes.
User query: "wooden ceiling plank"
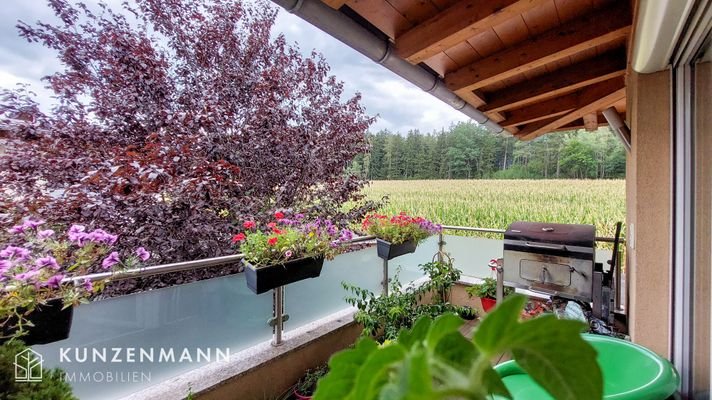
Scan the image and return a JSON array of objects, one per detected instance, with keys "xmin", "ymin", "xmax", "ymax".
[
  {"xmin": 481, "ymin": 48, "xmax": 626, "ymax": 112},
  {"xmin": 504, "ymin": 107, "xmax": 574, "ymax": 128},
  {"xmin": 517, "ymin": 78, "xmax": 626, "ymax": 140},
  {"xmin": 444, "ymin": 2, "xmax": 630, "ymax": 92},
  {"xmin": 395, "ymin": 0, "xmax": 551, "ymax": 63},
  {"xmin": 323, "ymin": 0, "xmax": 348, "ymax": 9},
  {"xmin": 503, "ymin": 76, "xmax": 624, "ymax": 128}
]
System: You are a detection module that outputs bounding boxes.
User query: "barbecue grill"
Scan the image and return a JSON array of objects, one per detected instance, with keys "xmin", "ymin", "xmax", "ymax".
[{"xmin": 503, "ymin": 221, "xmax": 596, "ymax": 302}]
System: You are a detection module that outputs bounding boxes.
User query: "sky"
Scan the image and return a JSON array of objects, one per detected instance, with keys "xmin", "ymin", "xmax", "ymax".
[{"xmin": 0, "ymin": 0, "xmax": 470, "ymax": 134}]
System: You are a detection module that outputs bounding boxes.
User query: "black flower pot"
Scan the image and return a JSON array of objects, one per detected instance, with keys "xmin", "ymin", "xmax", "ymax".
[
  {"xmin": 243, "ymin": 256, "xmax": 325, "ymax": 294},
  {"xmin": 1, "ymin": 298, "xmax": 73, "ymax": 345},
  {"xmin": 376, "ymin": 239, "xmax": 417, "ymax": 260}
]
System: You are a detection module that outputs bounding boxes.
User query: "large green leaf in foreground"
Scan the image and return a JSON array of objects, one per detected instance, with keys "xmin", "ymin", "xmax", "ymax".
[{"xmin": 313, "ymin": 294, "xmax": 602, "ymax": 400}]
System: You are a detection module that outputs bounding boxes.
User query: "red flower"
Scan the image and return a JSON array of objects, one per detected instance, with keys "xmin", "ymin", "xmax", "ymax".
[
  {"xmin": 268, "ymin": 237, "xmax": 278, "ymax": 246},
  {"xmin": 274, "ymin": 211, "xmax": 285, "ymax": 219},
  {"xmin": 272, "ymin": 228, "xmax": 284, "ymax": 235},
  {"xmin": 243, "ymin": 221, "xmax": 256, "ymax": 229},
  {"xmin": 231, "ymin": 233, "xmax": 246, "ymax": 243}
]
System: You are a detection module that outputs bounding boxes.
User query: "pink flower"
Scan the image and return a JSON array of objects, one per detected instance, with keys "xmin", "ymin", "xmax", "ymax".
[
  {"xmin": 243, "ymin": 221, "xmax": 256, "ymax": 229},
  {"xmin": 47, "ymin": 274, "xmax": 65, "ymax": 288},
  {"xmin": 37, "ymin": 229, "xmax": 55, "ymax": 239},
  {"xmin": 15, "ymin": 270, "xmax": 40, "ymax": 281},
  {"xmin": 8, "ymin": 225, "xmax": 26, "ymax": 234},
  {"xmin": 0, "ymin": 246, "xmax": 30, "ymax": 260},
  {"xmin": 285, "ymin": 250, "xmax": 293, "ymax": 259},
  {"xmin": 101, "ymin": 252, "xmax": 121, "ymax": 269},
  {"xmin": 231, "ymin": 233, "xmax": 246, "ymax": 244},
  {"xmin": 36, "ymin": 256, "xmax": 60, "ymax": 270},
  {"xmin": 135, "ymin": 247, "xmax": 151, "ymax": 261},
  {"xmin": 23, "ymin": 219, "xmax": 45, "ymax": 229}
]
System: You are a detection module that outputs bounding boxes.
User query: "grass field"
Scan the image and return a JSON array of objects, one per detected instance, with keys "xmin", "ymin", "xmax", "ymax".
[{"xmin": 362, "ymin": 180, "xmax": 625, "ymax": 239}]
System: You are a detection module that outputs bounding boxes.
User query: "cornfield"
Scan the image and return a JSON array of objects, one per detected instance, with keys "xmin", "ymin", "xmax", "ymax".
[{"xmin": 362, "ymin": 180, "xmax": 625, "ymax": 240}]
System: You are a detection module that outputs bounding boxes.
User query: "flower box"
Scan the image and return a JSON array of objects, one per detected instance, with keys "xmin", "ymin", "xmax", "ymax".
[
  {"xmin": 243, "ymin": 256, "xmax": 325, "ymax": 294},
  {"xmin": 1, "ymin": 298, "xmax": 73, "ymax": 345},
  {"xmin": 376, "ymin": 239, "xmax": 417, "ymax": 260}
]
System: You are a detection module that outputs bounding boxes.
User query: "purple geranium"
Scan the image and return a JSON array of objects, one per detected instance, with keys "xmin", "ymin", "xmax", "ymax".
[
  {"xmin": 46, "ymin": 274, "xmax": 65, "ymax": 288},
  {"xmin": 37, "ymin": 229, "xmax": 55, "ymax": 239},
  {"xmin": 8, "ymin": 225, "xmax": 26, "ymax": 234},
  {"xmin": 0, "ymin": 246, "xmax": 31, "ymax": 260},
  {"xmin": 15, "ymin": 270, "xmax": 40, "ymax": 281},
  {"xmin": 36, "ymin": 256, "xmax": 60, "ymax": 270},
  {"xmin": 135, "ymin": 247, "xmax": 151, "ymax": 262},
  {"xmin": 23, "ymin": 219, "xmax": 45, "ymax": 229},
  {"xmin": 101, "ymin": 251, "xmax": 121, "ymax": 269},
  {"xmin": 82, "ymin": 278, "xmax": 93, "ymax": 292}
]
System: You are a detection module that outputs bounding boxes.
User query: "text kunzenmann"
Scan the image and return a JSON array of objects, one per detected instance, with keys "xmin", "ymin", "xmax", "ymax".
[{"xmin": 59, "ymin": 347, "xmax": 231, "ymax": 363}]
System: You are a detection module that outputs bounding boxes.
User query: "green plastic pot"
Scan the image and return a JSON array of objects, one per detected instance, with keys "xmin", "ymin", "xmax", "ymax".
[{"xmin": 493, "ymin": 334, "xmax": 680, "ymax": 400}]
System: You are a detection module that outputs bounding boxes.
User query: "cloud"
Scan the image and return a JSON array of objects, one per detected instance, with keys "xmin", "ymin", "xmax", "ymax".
[
  {"xmin": 273, "ymin": 8, "xmax": 469, "ymax": 134},
  {"xmin": 0, "ymin": 0, "xmax": 470, "ymax": 133}
]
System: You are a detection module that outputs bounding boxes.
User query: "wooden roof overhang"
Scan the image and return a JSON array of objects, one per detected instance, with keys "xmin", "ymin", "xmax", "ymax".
[{"xmin": 321, "ymin": 0, "xmax": 632, "ymax": 140}]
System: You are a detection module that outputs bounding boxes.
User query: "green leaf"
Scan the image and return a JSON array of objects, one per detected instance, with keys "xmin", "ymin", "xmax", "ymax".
[
  {"xmin": 511, "ymin": 316, "xmax": 602, "ymax": 400},
  {"xmin": 425, "ymin": 313, "xmax": 463, "ymax": 353},
  {"xmin": 313, "ymin": 338, "xmax": 378, "ymax": 400},
  {"xmin": 481, "ymin": 365, "xmax": 511, "ymax": 399},
  {"xmin": 347, "ymin": 344, "xmax": 407, "ymax": 400},
  {"xmin": 381, "ymin": 348, "xmax": 435, "ymax": 400},
  {"xmin": 432, "ymin": 331, "xmax": 478, "ymax": 371},
  {"xmin": 397, "ymin": 316, "xmax": 431, "ymax": 349},
  {"xmin": 473, "ymin": 294, "xmax": 527, "ymax": 355},
  {"xmin": 474, "ymin": 295, "xmax": 602, "ymax": 400}
]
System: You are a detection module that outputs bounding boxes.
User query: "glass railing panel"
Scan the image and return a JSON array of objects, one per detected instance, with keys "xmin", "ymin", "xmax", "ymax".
[
  {"xmin": 33, "ymin": 272, "xmax": 273, "ymax": 400},
  {"xmin": 285, "ymin": 239, "xmax": 431, "ymax": 330}
]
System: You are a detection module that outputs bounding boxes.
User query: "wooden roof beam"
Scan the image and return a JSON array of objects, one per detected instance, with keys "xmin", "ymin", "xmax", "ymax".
[
  {"xmin": 516, "ymin": 77, "xmax": 626, "ymax": 140},
  {"xmin": 395, "ymin": 0, "xmax": 550, "ymax": 63},
  {"xmin": 445, "ymin": 2, "xmax": 631, "ymax": 92},
  {"xmin": 501, "ymin": 78, "xmax": 625, "ymax": 128},
  {"xmin": 481, "ymin": 48, "xmax": 627, "ymax": 113},
  {"xmin": 322, "ymin": 0, "xmax": 347, "ymax": 9}
]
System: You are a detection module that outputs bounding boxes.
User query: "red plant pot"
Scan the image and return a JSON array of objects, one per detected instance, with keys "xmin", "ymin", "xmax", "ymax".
[
  {"xmin": 480, "ymin": 297, "xmax": 497, "ymax": 312},
  {"xmin": 293, "ymin": 389, "xmax": 312, "ymax": 400}
]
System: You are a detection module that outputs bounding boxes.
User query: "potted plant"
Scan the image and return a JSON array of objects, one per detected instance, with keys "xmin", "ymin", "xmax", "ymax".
[
  {"xmin": 234, "ymin": 212, "xmax": 354, "ymax": 294},
  {"xmin": 361, "ymin": 212, "xmax": 441, "ymax": 260},
  {"xmin": 294, "ymin": 365, "xmax": 329, "ymax": 399},
  {"xmin": 1, "ymin": 219, "xmax": 150, "ymax": 345},
  {"xmin": 466, "ymin": 277, "xmax": 514, "ymax": 312}
]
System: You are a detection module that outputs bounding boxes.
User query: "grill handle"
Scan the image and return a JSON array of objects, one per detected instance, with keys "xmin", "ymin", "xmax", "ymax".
[{"xmin": 524, "ymin": 241, "xmax": 567, "ymax": 251}]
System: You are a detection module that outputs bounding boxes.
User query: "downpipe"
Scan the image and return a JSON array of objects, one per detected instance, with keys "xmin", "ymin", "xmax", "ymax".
[{"xmin": 273, "ymin": 0, "xmax": 508, "ymax": 136}]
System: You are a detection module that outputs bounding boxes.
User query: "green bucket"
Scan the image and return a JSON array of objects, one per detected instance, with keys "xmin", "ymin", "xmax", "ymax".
[{"xmin": 493, "ymin": 334, "xmax": 680, "ymax": 399}]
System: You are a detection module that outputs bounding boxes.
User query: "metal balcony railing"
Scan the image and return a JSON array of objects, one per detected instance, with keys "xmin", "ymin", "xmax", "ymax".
[{"xmin": 60, "ymin": 226, "xmax": 625, "ymax": 347}]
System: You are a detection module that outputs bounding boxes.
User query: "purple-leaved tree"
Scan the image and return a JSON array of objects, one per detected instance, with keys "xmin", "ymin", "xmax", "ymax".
[{"xmin": 0, "ymin": 0, "xmax": 377, "ymax": 293}]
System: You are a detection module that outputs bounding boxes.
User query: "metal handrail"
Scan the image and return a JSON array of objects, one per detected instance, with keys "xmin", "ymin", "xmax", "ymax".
[
  {"xmin": 61, "ymin": 223, "xmax": 625, "ymax": 285},
  {"xmin": 62, "ymin": 234, "xmax": 377, "ymax": 284},
  {"xmin": 441, "ymin": 224, "xmax": 625, "ymax": 244}
]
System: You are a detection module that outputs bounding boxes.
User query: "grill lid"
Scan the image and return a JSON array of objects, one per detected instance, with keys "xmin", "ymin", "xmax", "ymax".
[{"xmin": 505, "ymin": 221, "xmax": 595, "ymax": 248}]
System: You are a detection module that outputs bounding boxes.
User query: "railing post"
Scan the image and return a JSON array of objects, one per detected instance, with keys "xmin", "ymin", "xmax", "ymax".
[
  {"xmin": 615, "ymin": 247, "xmax": 624, "ymax": 312},
  {"xmin": 495, "ymin": 261, "xmax": 504, "ymax": 304},
  {"xmin": 438, "ymin": 231, "xmax": 445, "ymax": 263},
  {"xmin": 272, "ymin": 286, "xmax": 285, "ymax": 347},
  {"xmin": 382, "ymin": 259, "xmax": 389, "ymax": 296}
]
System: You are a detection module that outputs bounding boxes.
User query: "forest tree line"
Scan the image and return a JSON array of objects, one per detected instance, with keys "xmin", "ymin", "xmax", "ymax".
[{"xmin": 349, "ymin": 121, "xmax": 627, "ymax": 180}]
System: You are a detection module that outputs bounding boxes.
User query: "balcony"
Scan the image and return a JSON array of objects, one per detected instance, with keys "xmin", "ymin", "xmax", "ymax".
[{"xmin": 29, "ymin": 226, "xmax": 621, "ymax": 399}]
